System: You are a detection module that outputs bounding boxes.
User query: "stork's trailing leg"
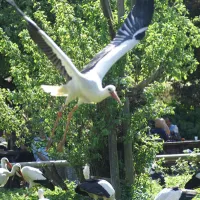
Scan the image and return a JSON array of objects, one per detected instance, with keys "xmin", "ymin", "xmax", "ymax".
[
  {"xmin": 57, "ymin": 104, "xmax": 79, "ymax": 152},
  {"xmin": 46, "ymin": 104, "xmax": 66, "ymax": 150}
]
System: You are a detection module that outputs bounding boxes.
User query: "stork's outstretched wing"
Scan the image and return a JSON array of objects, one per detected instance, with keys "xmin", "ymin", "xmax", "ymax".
[
  {"xmin": 82, "ymin": 0, "xmax": 154, "ymax": 80},
  {"xmin": 6, "ymin": 0, "xmax": 81, "ymax": 82}
]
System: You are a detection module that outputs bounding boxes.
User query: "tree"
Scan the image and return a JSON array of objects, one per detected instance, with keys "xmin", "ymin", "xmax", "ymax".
[{"xmin": 0, "ymin": 0, "xmax": 200, "ymax": 199}]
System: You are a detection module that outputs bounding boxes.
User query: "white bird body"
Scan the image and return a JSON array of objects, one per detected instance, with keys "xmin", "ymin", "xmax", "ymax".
[
  {"xmin": 0, "ymin": 163, "xmax": 21, "ymax": 187},
  {"xmin": 38, "ymin": 188, "xmax": 49, "ymax": 200},
  {"xmin": 21, "ymin": 166, "xmax": 46, "ymax": 188},
  {"xmin": 20, "ymin": 166, "xmax": 54, "ymax": 190}
]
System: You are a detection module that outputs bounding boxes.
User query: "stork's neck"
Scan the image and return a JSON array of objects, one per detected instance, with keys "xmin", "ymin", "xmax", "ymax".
[
  {"xmin": 9, "ymin": 168, "xmax": 17, "ymax": 176},
  {"xmin": 1, "ymin": 161, "xmax": 6, "ymax": 169}
]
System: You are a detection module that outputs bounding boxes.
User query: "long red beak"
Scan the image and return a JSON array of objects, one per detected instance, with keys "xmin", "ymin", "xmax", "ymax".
[
  {"xmin": 7, "ymin": 162, "xmax": 24, "ymax": 179},
  {"xmin": 7, "ymin": 162, "xmax": 13, "ymax": 169},
  {"xmin": 110, "ymin": 91, "xmax": 122, "ymax": 105}
]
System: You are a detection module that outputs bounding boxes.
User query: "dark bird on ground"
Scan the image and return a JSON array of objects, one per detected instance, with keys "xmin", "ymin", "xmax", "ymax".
[
  {"xmin": 75, "ymin": 164, "xmax": 116, "ymax": 200},
  {"xmin": 185, "ymin": 171, "xmax": 200, "ymax": 189}
]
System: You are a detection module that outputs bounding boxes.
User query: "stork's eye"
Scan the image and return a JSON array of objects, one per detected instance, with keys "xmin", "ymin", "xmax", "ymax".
[{"xmin": 108, "ymin": 88, "xmax": 112, "ymax": 92}]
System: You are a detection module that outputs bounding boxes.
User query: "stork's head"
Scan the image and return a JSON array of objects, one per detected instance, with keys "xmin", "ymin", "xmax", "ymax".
[
  {"xmin": 13, "ymin": 163, "xmax": 23, "ymax": 178},
  {"xmin": 1, "ymin": 157, "xmax": 9, "ymax": 166},
  {"xmin": 106, "ymin": 85, "xmax": 122, "ymax": 105}
]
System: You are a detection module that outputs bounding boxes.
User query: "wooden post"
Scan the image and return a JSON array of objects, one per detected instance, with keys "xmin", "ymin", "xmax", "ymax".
[
  {"xmin": 123, "ymin": 98, "xmax": 134, "ymax": 185},
  {"xmin": 108, "ymin": 131, "xmax": 121, "ymax": 199},
  {"xmin": 117, "ymin": 0, "xmax": 125, "ymax": 22}
]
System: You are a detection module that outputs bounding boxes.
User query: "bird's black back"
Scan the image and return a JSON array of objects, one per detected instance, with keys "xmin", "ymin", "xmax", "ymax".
[{"xmin": 75, "ymin": 179, "xmax": 111, "ymax": 198}]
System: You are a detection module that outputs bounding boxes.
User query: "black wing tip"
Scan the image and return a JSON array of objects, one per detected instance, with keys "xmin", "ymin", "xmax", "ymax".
[{"xmin": 133, "ymin": 0, "xmax": 154, "ymax": 25}]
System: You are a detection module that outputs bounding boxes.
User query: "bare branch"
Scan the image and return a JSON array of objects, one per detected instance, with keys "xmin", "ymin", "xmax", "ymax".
[
  {"xmin": 117, "ymin": 0, "xmax": 125, "ymax": 22},
  {"xmin": 100, "ymin": 0, "xmax": 115, "ymax": 39}
]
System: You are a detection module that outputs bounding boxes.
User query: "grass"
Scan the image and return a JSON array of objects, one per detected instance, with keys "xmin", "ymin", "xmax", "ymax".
[{"xmin": 1, "ymin": 175, "xmax": 200, "ymax": 200}]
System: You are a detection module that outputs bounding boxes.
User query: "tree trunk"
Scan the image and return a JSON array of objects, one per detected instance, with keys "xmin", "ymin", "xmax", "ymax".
[
  {"xmin": 100, "ymin": 0, "xmax": 115, "ymax": 39},
  {"xmin": 117, "ymin": 0, "xmax": 125, "ymax": 22},
  {"xmin": 122, "ymin": 98, "xmax": 134, "ymax": 185},
  {"xmin": 131, "ymin": 0, "xmax": 136, "ymax": 8},
  {"xmin": 108, "ymin": 130, "xmax": 121, "ymax": 199}
]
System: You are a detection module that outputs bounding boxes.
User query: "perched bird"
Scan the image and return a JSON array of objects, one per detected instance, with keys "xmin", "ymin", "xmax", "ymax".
[
  {"xmin": 0, "ymin": 163, "xmax": 22, "ymax": 187},
  {"xmin": 185, "ymin": 171, "xmax": 200, "ymax": 189},
  {"xmin": 16, "ymin": 166, "xmax": 54, "ymax": 190},
  {"xmin": 6, "ymin": 0, "xmax": 154, "ymax": 151},
  {"xmin": 75, "ymin": 164, "xmax": 116, "ymax": 200},
  {"xmin": 149, "ymin": 163, "xmax": 166, "ymax": 187},
  {"xmin": 154, "ymin": 187, "xmax": 197, "ymax": 200},
  {"xmin": 38, "ymin": 188, "xmax": 49, "ymax": 200}
]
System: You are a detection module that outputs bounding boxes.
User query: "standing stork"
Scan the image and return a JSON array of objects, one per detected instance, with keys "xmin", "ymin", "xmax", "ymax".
[
  {"xmin": 75, "ymin": 164, "xmax": 115, "ymax": 200},
  {"xmin": 185, "ymin": 171, "xmax": 200, "ymax": 189},
  {"xmin": 154, "ymin": 187, "xmax": 197, "ymax": 200},
  {"xmin": 6, "ymin": 0, "xmax": 154, "ymax": 151},
  {"xmin": 0, "ymin": 163, "xmax": 22, "ymax": 187},
  {"xmin": 16, "ymin": 165, "xmax": 54, "ymax": 190}
]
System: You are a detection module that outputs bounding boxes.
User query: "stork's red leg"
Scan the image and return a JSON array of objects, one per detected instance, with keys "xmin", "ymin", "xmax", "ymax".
[
  {"xmin": 57, "ymin": 104, "xmax": 78, "ymax": 152},
  {"xmin": 46, "ymin": 104, "xmax": 66, "ymax": 150}
]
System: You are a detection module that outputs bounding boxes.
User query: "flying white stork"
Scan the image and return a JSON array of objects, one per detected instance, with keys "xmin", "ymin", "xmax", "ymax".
[
  {"xmin": 38, "ymin": 188, "xmax": 49, "ymax": 200},
  {"xmin": 15, "ymin": 165, "xmax": 54, "ymax": 190},
  {"xmin": 75, "ymin": 164, "xmax": 116, "ymax": 200},
  {"xmin": 154, "ymin": 187, "xmax": 197, "ymax": 200},
  {"xmin": 0, "ymin": 163, "xmax": 22, "ymax": 187},
  {"xmin": 6, "ymin": 0, "xmax": 154, "ymax": 151}
]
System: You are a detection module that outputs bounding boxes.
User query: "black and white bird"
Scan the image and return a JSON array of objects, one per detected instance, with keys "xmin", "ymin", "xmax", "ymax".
[
  {"xmin": 185, "ymin": 171, "xmax": 200, "ymax": 189},
  {"xmin": 6, "ymin": 0, "xmax": 154, "ymax": 151},
  {"xmin": 154, "ymin": 187, "xmax": 197, "ymax": 200},
  {"xmin": 154, "ymin": 171, "xmax": 200, "ymax": 200},
  {"xmin": 149, "ymin": 163, "xmax": 166, "ymax": 187},
  {"xmin": 0, "ymin": 163, "xmax": 22, "ymax": 187},
  {"xmin": 75, "ymin": 164, "xmax": 115, "ymax": 200},
  {"xmin": 16, "ymin": 165, "xmax": 54, "ymax": 190}
]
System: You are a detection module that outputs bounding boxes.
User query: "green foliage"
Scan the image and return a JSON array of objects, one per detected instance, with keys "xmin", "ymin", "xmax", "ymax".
[
  {"xmin": 0, "ymin": 1, "xmax": 200, "ymax": 198},
  {"xmin": 0, "ymin": 182, "xmax": 88, "ymax": 200}
]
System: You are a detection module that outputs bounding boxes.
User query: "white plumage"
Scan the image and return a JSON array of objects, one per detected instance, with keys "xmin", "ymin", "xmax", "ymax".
[
  {"xmin": 19, "ymin": 166, "xmax": 54, "ymax": 190},
  {"xmin": 1, "ymin": 157, "xmax": 10, "ymax": 169},
  {"xmin": 6, "ymin": 0, "xmax": 154, "ymax": 151},
  {"xmin": 38, "ymin": 188, "xmax": 49, "ymax": 200},
  {"xmin": 0, "ymin": 163, "xmax": 22, "ymax": 187},
  {"xmin": 75, "ymin": 164, "xmax": 115, "ymax": 200}
]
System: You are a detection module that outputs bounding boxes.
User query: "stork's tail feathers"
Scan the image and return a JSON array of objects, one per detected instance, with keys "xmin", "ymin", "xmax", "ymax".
[
  {"xmin": 83, "ymin": 164, "xmax": 90, "ymax": 180},
  {"xmin": 41, "ymin": 85, "xmax": 68, "ymax": 96},
  {"xmin": 34, "ymin": 179, "xmax": 55, "ymax": 191}
]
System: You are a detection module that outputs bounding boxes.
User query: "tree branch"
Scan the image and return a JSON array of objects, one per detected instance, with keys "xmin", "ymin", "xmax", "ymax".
[
  {"xmin": 127, "ymin": 65, "xmax": 165, "ymax": 98},
  {"xmin": 100, "ymin": 0, "xmax": 115, "ymax": 39}
]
